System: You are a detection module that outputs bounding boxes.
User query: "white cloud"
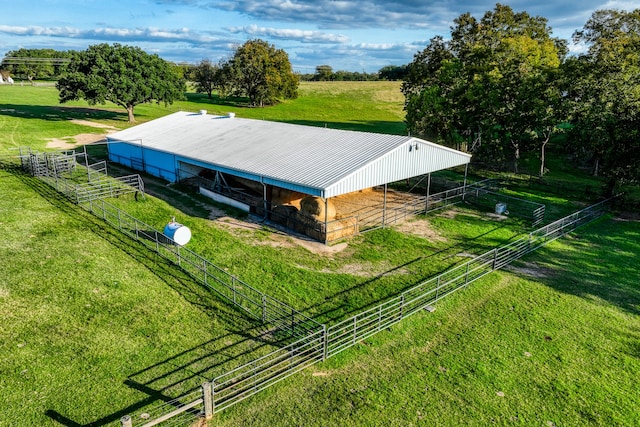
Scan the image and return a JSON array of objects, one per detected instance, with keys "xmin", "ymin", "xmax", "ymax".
[{"xmin": 227, "ymin": 24, "xmax": 349, "ymax": 43}]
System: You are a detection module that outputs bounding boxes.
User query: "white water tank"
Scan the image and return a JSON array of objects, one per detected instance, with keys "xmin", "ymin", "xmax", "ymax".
[
  {"xmin": 495, "ymin": 202, "xmax": 507, "ymax": 215},
  {"xmin": 163, "ymin": 221, "xmax": 192, "ymax": 245}
]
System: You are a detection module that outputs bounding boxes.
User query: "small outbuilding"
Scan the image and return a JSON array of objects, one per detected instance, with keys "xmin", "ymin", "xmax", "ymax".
[{"xmin": 107, "ymin": 111, "xmax": 471, "ymax": 242}]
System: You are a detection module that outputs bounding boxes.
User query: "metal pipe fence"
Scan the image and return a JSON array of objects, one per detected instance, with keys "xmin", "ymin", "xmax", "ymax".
[
  {"xmin": 1, "ymin": 151, "xmax": 613, "ymax": 426},
  {"xmin": 127, "ymin": 196, "xmax": 610, "ymax": 426},
  {"xmin": 84, "ymin": 197, "xmax": 321, "ymax": 338}
]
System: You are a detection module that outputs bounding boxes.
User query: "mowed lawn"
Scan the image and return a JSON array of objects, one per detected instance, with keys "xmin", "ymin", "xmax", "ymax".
[{"xmin": 1, "ymin": 82, "xmax": 639, "ymax": 426}]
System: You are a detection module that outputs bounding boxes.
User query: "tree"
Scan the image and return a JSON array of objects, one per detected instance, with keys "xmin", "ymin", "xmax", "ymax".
[
  {"xmin": 223, "ymin": 39, "xmax": 298, "ymax": 107},
  {"xmin": 314, "ymin": 65, "xmax": 334, "ymax": 81},
  {"xmin": 193, "ymin": 59, "xmax": 221, "ymax": 99},
  {"xmin": 1, "ymin": 48, "xmax": 73, "ymax": 81},
  {"xmin": 56, "ymin": 43, "xmax": 185, "ymax": 122},
  {"xmin": 566, "ymin": 9, "xmax": 640, "ymax": 191},
  {"xmin": 378, "ymin": 65, "xmax": 408, "ymax": 81},
  {"xmin": 403, "ymin": 4, "xmax": 565, "ymax": 173}
]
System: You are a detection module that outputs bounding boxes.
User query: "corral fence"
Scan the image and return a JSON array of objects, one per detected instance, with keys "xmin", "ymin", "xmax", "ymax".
[
  {"xmin": 1, "ymin": 150, "xmax": 612, "ymax": 426},
  {"xmin": 120, "ymin": 198, "xmax": 613, "ymax": 427},
  {"xmin": 9, "ymin": 148, "xmax": 322, "ymax": 343}
]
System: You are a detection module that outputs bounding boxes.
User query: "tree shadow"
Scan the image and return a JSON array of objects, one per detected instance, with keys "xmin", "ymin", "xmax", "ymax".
[
  {"xmin": 506, "ymin": 218, "xmax": 640, "ymax": 317},
  {"xmin": 184, "ymin": 92, "xmax": 252, "ymax": 108},
  {"xmin": 299, "ymin": 221, "xmax": 523, "ymax": 324},
  {"xmin": 0, "ymin": 103, "xmax": 125, "ymax": 122}
]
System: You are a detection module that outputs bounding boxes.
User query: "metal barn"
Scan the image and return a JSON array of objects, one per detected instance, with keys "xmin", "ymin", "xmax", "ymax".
[{"xmin": 107, "ymin": 111, "xmax": 471, "ymax": 242}]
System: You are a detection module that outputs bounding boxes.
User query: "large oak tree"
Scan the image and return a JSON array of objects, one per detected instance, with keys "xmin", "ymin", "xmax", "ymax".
[
  {"xmin": 56, "ymin": 43, "xmax": 185, "ymax": 122},
  {"xmin": 222, "ymin": 39, "xmax": 298, "ymax": 107}
]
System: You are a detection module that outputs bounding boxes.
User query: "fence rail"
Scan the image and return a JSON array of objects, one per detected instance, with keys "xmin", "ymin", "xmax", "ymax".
[{"xmin": 1, "ymin": 150, "xmax": 613, "ymax": 427}]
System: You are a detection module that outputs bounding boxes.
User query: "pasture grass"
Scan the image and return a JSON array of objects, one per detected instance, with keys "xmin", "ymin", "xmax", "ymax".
[
  {"xmin": 1, "ymin": 81, "xmax": 638, "ymax": 426},
  {"xmin": 213, "ymin": 217, "xmax": 640, "ymax": 427},
  {"xmin": 0, "ymin": 81, "xmax": 405, "ymax": 154}
]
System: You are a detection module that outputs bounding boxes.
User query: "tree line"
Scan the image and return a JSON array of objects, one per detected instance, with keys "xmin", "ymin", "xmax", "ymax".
[
  {"xmin": 402, "ymin": 4, "xmax": 639, "ymax": 192},
  {"xmin": 2, "ymin": 4, "xmax": 637, "ymax": 189}
]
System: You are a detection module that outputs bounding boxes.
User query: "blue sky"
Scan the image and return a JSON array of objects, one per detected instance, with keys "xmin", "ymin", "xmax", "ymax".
[{"xmin": 0, "ymin": 0, "xmax": 636, "ymax": 72}]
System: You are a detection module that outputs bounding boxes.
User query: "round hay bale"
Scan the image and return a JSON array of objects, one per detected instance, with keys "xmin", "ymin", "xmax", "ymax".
[
  {"xmin": 271, "ymin": 187, "xmax": 305, "ymax": 209},
  {"xmin": 300, "ymin": 196, "xmax": 336, "ymax": 220}
]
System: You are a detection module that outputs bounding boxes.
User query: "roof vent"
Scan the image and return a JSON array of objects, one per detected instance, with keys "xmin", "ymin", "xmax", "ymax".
[
  {"xmin": 199, "ymin": 109, "xmax": 207, "ymax": 115},
  {"xmin": 227, "ymin": 112, "xmax": 235, "ymax": 118}
]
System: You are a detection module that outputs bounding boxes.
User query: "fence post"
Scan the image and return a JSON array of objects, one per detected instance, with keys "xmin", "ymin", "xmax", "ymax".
[
  {"xmin": 203, "ymin": 259, "xmax": 208, "ymax": 284},
  {"xmin": 353, "ymin": 317, "xmax": 357, "ymax": 345},
  {"xmin": 202, "ymin": 382, "xmax": 213, "ymax": 420},
  {"xmin": 322, "ymin": 324, "xmax": 328, "ymax": 361},
  {"xmin": 120, "ymin": 415, "xmax": 132, "ymax": 427},
  {"xmin": 492, "ymin": 248, "xmax": 498, "ymax": 270},
  {"xmin": 464, "ymin": 262, "xmax": 470, "ymax": 286},
  {"xmin": 400, "ymin": 294, "xmax": 405, "ymax": 320},
  {"xmin": 262, "ymin": 295, "xmax": 267, "ymax": 323}
]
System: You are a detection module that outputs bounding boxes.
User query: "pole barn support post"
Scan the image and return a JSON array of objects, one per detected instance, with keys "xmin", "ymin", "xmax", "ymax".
[
  {"xmin": 462, "ymin": 164, "xmax": 469, "ymax": 201},
  {"xmin": 324, "ymin": 197, "xmax": 329, "ymax": 244},
  {"xmin": 383, "ymin": 183, "xmax": 388, "ymax": 226},
  {"xmin": 262, "ymin": 180, "xmax": 268, "ymax": 220},
  {"xmin": 203, "ymin": 382, "xmax": 214, "ymax": 420},
  {"xmin": 425, "ymin": 173, "xmax": 431, "ymax": 213}
]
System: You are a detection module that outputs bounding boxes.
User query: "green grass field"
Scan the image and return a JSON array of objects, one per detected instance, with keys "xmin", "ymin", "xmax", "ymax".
[{"xmin": 1, "ymin": 83, "xmax": 638, "ymax": 426}]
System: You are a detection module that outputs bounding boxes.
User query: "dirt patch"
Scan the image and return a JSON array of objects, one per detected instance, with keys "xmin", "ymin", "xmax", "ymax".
[
  {"xmin": 69, "ymin": 119, "xmax": 118, "ymax": 130},
  {"xmin": 46, "ymin": 133, "xmax": 108, "ymax": 149},
  {"xmin": 45, "ymin": 120, "xmax": 117, "ymax": 149},
  {"xmin": 504, "ymin": 261, "xmax": 555, "ymax": 279},
  {"xmin": 394, "ymin": 218, "xmax": 446, "ymax": 241},
  {"xmin": 216, "ymin": 216, "xmax": 350, "ymax": 255}
]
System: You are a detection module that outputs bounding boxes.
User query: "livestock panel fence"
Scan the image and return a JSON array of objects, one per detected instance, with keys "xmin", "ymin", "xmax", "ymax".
[
  {"xmin": 118, "ymin": 198, "xmax": 613, "ymax": 427},
  {"xmin": 0, "ymin": 149, "xmax": 614, "ymax": 427}
]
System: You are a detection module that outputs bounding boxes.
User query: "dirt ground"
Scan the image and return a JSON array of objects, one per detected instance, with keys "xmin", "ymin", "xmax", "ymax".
[{"xmin": 45, "ymin": 120, "xmax": 117, "ymax": 149}]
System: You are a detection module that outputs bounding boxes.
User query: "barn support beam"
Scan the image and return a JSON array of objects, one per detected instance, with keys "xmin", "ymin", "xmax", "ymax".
[
  {"xmin": 262, "ymin": 181, "xmax": 268, "ymax": 220},
  {"xmin": 324, "ymin": 198, "xmax": 329, "ymax": 244},
  {"xmin": 425, "ymin": 173, "xmax": 431, "ymax": 213},
  {"xmin": 382, "ymin": 183, "xmax": 388, "ymax": 226},
  {"xmin": 462, "ymin": 164, "xmax": 469, "ymax": 201}
]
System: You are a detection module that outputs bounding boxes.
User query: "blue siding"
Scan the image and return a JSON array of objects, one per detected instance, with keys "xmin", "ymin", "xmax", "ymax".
[{"xmin": 108, "ymin": 140, "xmax": 178, "ymax": 182}]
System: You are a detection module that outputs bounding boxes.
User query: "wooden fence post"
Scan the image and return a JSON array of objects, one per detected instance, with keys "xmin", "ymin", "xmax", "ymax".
[{"xmin": 202, "ymin": 382, "xmax": 213, "ymax": 420}]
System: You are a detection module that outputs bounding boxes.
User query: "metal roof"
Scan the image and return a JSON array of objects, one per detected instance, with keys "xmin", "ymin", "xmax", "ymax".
[{"xmin": 107, "ymin": 111, "xmax": 471, "ymax": 198}]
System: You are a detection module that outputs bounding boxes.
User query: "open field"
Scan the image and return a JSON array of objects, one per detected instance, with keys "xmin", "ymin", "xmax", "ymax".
[{"xmin": 1, "ymin": 82, "xmax": 639, "ymax": 426}]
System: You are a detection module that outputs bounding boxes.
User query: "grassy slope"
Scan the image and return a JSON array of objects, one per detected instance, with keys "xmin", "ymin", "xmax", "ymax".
[
  {"xmin": 0, "ymin": 171, "xmax": 283, "ymax": 426},
  {"xmin": 215, "ymin": 218, "xmax": 640, "ymax": 427},
  {"xmin": 1, "ymin": 82, "xmax": 639, "ymax": 426}
]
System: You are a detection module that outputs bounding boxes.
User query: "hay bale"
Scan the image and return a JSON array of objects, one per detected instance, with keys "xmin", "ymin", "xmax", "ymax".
[
  {"xmin": 326, "ymin": 217, "xmax": 359, "ymax": 241},
  {"xmin": 299, "ymin": 196, "xmax": 336, "ymax": 220},
  {"xmin": 271, "ymin": 188, "xmax": 305, "ymax": 209}
]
